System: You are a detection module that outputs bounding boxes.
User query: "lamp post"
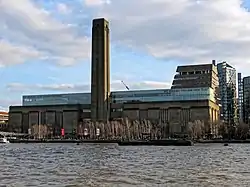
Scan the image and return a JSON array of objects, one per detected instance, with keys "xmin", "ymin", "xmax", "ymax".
[{"xmin": 106, "ymin": 89, "xmax": 110, "ymax": 123}]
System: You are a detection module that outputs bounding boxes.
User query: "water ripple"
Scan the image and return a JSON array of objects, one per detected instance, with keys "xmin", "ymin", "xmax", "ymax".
[{"xmin": 0, "ymin": 143, "xmax": 250, "ymax": 186}]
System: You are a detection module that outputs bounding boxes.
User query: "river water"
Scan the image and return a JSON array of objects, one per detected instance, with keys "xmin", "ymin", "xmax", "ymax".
[{"xmin": 0, "ymin": 143, "xmax": 249, "ymax": 187}]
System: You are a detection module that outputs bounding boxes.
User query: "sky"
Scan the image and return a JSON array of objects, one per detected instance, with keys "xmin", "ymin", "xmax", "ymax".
[{"xmin": 1, "ymin": 0, "xmax": 250, "ymax": 111}]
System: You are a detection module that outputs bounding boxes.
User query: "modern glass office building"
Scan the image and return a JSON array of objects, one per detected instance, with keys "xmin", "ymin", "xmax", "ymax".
[
  {"xmin": 238, "ymin": 73, "xmax": 244, "ymax": 122},
  {"xmin": 22, "ymin": 87, "xmax": 216, "ymax": 106},
  {"xmin": 243, "ymin": 76, "xmax": 250, "ymax": 124},
  {"xmin": 217, "ymin": 61, "xmax": 237, "ymax": 123}
]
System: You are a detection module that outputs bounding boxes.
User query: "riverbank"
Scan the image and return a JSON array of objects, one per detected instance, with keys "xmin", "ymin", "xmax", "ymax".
[
  {"xmin": 118, "ymin": 139, "xmax": 193, "ymax": 146},
  {"xmin": 197, "ymin": 139, "xmax": 250, "ymax": 144},
  {"xmin": 9, "ymin": 139, "xmax": 250, "ymax": 145},
  {"xmin": 8, "ymin": 139, "xmax": 118, "ymax": 144},
  {"xmin": 8, "ymin": 139, "xmax": 193, "ymax": 146}
]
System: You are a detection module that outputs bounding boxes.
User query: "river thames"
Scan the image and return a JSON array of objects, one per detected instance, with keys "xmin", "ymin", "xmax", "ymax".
[{"xmin": 0, "ymin": 143, "xmax": 249, "ymax": 187}]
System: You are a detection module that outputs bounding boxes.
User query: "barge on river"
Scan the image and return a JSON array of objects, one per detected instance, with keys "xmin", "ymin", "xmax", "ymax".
[{"xmin": 118, "ymin": 139, "xmax": 193, "ymax": 146}]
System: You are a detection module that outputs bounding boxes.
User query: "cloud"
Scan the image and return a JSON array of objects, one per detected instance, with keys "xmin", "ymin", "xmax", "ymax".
[
  {"xmin": 87, "ymin": 0, "xmax": 250, "ymax": 69},
  {"xmin": 84, "ymin": 0, "xmax": 111, "ymax": 7},
  {"xmin": 111, "ymin": 80, "xmax": 171, "ymax": 91},
  {"xmin": 0, "ymin": 98, "xmax": 21, "ymax": 111},
  {"xmin": 6, "ymin": 80, "xmax": 171, "ymax": 93},
  {"xmin": 6, "ymin": 82, "xmax": 90, "ymax": 92},
  {"xmin": 56, "ymin": 3, "xmax": 71, "ymax": 14},
  {"xmin": 0, "ymin": 40, "xmax": 42, "ymax": 66},
  {"xmin": 0, "ymin": 0, "xmax": 90, "ymax": 66},
  {"xmin": 2, "ymin": 0, "xmax": 250, "ymax": 71}
]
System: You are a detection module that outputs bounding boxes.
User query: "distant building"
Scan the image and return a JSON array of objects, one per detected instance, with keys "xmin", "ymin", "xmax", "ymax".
[
  {"xmin": 10, "ymin": 86, "xmax": 219, "ymax": 136},
  {"xmin": 0, "ymin": 111, "xmax": 8, "ymax": 131},
  {"xmin": 171, "ymin": 60, "xmax": 219, "ymax": 90},
  {"xmin": 0, "ymin": 111, "xmax": 8, "ymax": 123},
  {"xmin": 238, "ymin": 73, "xmax": 244, "ymax": 122},
  {"xmin": 111, "ymin": 87, "xmax": 216, "ymax": 103},
  {"xmin": 8, "ymin": 18, "xmax": 220, "ymax": 137},
  {"xmin": 217, "ymin": 62, "xmax": 237, "ymax": 124},
  {"xmin": 23, "ymin": 93, "xmax": 91, "ymax": 106},
  {"xmin": 23, "ymin": 87, "xmax": 217, "ymax": 106},
  {"xmin": 243, "ymin": 76, "xmax": 250, "ymax": 124}
]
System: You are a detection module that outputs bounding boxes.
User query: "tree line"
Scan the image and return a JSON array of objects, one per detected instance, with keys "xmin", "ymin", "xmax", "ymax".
[
  {"xmin": 29, "ymin": 118, "xmax": 250, "ymax": 140},
  {"xmin": 188, "ymin": 120, "xmax": 250, "ymax": 140}
]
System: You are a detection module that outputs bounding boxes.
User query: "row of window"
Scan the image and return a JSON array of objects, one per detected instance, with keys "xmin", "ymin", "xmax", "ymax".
[
  {"xmin": 24, "ymin": 96, "xmax": 90, "ymax": 103},
  {"xmin": 179, "ymin": 70, "xmax": 211, "ymax": 75},
  {"xmin": 23, "ymin": 97, "xmax": 91, "ymax": 106},
  {"xmin": 23, "ymin": 93, "xmax": 90, "ymax": 101},
  {"xmin": 113, "ymin": 88, "xmax": 212, "ymax": 98},
  {"xmin": 174, "ymin": 77, "xmax": 199, "ymax": 81},
  {"xmin": 113, "ymin": 91, "xmax": 211, "ymax": 99},
  {"xmin": 113, "ymin": 94, "xmax": 214, "ymax": 103}
]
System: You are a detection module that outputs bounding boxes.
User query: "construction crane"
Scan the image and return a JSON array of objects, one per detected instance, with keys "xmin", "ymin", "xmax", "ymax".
[{"xmin": 121, "ymin": 80, "xmax": 130, "ymax": 90}]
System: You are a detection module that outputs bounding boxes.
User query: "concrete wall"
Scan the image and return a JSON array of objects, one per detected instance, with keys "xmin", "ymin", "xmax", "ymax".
[
  {"xmin": 8, "ymin": 112, "xmax": 22, "ymax": 132},
  {"xmin": 159, "ymin": 109, "xmax": 168, "ymax": 123},
  {"xmin": 148, "ymin": 109, "xmax": 159, "ymax": 121},
  {"xmin": 29, "ymin": 111, "xmax": 39, "ymax": 127},
  {"xmin": 123, "ymin": 109, "xmax": 139, "ymax": 120},
  {"xmin": 114, "ymin": 100, "xmax": 219, "ymax": 134},
  {"xmin": 63, "ymin": 111, "xmax": 78, "ymax": 134},
  {"xmin": 45, "ymin": 111, "xmax": 56, "ymax": 125},
  {"xmin": 9, "ymin": 104, "xmax": 89, "ymax": 134},
  {"xmin": 8, "ymin": 101, "xmax": 219, "ymax": 135},
  {"xmin": 139, "ymin": 109, "xmax": 148, "ymax": 119}
]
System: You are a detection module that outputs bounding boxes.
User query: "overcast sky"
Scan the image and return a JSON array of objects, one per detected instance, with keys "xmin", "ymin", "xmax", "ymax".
[{"xmin": 1, "ymin": 0, "xmax": 250, "ymax": 110}]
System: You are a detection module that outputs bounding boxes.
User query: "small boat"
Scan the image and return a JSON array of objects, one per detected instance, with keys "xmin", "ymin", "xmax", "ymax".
[{"xmin": 0, "ymin": 137, "xmax": 10, "ymax": 143}]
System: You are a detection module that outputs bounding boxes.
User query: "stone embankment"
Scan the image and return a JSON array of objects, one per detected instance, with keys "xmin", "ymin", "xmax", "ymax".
[{"xmin": 9, "ymin": 139, "xmax": 194, "ymax": 146}]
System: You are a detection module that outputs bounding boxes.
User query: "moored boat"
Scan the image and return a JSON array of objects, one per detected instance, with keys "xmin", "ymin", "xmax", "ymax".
[{"xmin": 0, "ymin": 137, "xmax": 10, "ymax": 143}]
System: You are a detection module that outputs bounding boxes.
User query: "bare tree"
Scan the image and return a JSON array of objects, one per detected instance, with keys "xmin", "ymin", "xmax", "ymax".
[
  {"xmin": 187, "ymin": 120, "xmax": 205, "ymax": 140},
  {"xmin": 187, "ymin": 122, "xmax": 195, "ymax": 139},
  {"xmin": 217, "ymin": 121, "xmax": 228, "ymax": 138},
  {"xmin": 237, "ymin": 122, "xmax": 249, "ymax": 139},
  {"xmin": 39, "ymin": 118, "xmax": 219, "ymax": 141}
]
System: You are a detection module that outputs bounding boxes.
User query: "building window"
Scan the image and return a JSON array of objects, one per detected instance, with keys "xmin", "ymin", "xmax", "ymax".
[{"xmin": 24, "ymin": 98, "xmax": 32, "ymax": 102}]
